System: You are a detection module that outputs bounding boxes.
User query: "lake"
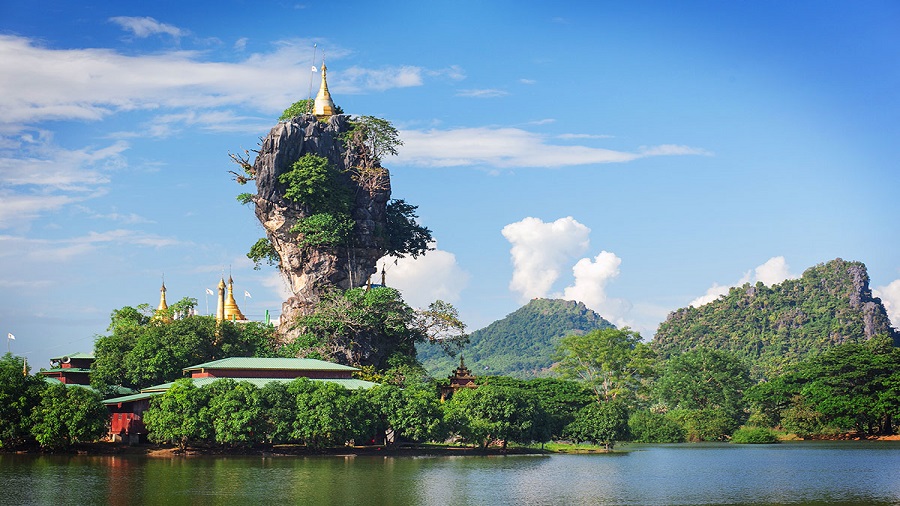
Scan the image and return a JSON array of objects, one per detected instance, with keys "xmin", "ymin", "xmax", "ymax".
[{"xmin": 2, "ymin": 441, "xmax": 899, "ymax": 505}]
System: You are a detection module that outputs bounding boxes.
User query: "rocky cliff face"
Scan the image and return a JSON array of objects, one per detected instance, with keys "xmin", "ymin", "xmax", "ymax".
[
  {"xmin": 653, "ymin": 258, "xmax": 899, "ymax": 379},
  {"xmin": 250, "ymin": 115, "xmax": 390, "ymax": 337}
]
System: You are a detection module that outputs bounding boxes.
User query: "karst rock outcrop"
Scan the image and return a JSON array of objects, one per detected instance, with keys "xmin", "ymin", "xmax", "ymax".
[{"xmin": 249, "ymin": 114, "xmax": 390, "ymax": 339}]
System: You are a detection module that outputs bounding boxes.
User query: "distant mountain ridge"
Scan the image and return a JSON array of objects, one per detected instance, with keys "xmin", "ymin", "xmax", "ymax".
[
  {"xmin": 652, "ymin": 258, "xmax": 899, "ymax": 379},
  {"xmin": 417, "ymin": 298, "xmax": 615, "ymax": 379}
]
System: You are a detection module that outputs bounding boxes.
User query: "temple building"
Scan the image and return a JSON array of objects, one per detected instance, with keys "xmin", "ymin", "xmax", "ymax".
[
  {"xmin": 440, "ymin": 356, "xmax": 478, "ymax": 401},
  {"xmin": 103, "ymin": 357, "xmax": 376, "ymax": 443},
  {"xmin": 39, "ymin": 352, "xmax": 95, "ymax": 386}
]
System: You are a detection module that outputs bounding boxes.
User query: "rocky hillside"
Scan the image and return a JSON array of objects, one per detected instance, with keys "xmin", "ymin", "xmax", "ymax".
[
  {"xmin": 418, "ymin": 298, "xmax": 615, "ymax": 379},
  {"xmin": 653, "ymin": 258, "xmax": 899, "ymax": 379}
]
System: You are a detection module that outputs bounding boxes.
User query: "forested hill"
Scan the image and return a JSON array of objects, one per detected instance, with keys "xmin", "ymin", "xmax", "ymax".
[
  {"xmin": 417, "ymin": 298, "xmax": 615, "ymax": 379},
  {"xmin": 653, "ymin": 258, "xmax": 899, "ymax": 380}
]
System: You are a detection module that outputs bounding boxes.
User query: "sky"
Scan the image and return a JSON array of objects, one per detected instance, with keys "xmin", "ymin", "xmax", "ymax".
[{"xmin": 2, "ymin": 1, "xmax": 899, "ymax": 369}]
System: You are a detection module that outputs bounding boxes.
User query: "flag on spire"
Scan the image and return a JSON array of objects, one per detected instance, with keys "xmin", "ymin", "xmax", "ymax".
[
  {"xmin": 206, "ymin": 288, "xmax": 214, "ymax": 295},
  {"xmin": 244, "ymin": 290, "xmax": 252, "ymax": 298},
  {"xmin": 7, "ymin": 333, "xmax": 14, "ymax": 340}
]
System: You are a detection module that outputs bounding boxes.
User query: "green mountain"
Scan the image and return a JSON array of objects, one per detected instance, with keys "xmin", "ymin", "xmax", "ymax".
[
  {"xmin": 653, "ymin": 258, "xmax": 899, "ymax": 380},
  {"xmin": 417, "ymin": 298, "xmax": 615, "ymax": 379}
]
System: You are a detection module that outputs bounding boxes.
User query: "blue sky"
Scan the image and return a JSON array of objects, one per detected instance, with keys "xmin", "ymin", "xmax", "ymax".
[{"xmin": 2, "ymin": 1, "xmax": 899, "ymax": 369}]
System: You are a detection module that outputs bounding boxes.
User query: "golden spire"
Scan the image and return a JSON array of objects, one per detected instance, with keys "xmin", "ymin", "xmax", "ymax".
[
  {"xmin": 223, "ymin": 275, "xmax": 247, "ymax": 322},
  {"xmin": 154, "ymin": 279, "xmax": 172, "ymax": 322},
  {"xmin": 216, "ymin": 278, "xmax": 226, "ymax": 322},
  {"xmin": 313, "ymin": 60, "xmax": 336, "ymax": 119}
]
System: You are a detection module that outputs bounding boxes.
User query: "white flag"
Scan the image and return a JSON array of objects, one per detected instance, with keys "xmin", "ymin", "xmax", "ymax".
[
  {"xmin": 205, "ymin": 288, "xmax": 214, "ymax": 295},
  {"xmin": 244, "ymin": 290, "xmax": 252, "ymax": 298},
  {"xmin": 311, "ymin": 65, "xmax": 318, "ymax": 72},
  {"xmin": 7, "ymin": 333, "xmax": 14, "ymax": 340}
]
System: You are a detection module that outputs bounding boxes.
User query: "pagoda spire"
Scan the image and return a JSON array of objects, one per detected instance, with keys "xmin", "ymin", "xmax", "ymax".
[
  {"xmin": 313, "ymin": 59, "xmax": 336, "ymax": 119},
  {"xmin": 223, "ymin": 275, "xmax": 247, "ymax": 322},
  {"xmin": 216, "ymin": 278, "xmax": 226, "ymax": 322},
  {"xmin": 153, "ymin": 278, "xmax": 172, "ymax": 322}
]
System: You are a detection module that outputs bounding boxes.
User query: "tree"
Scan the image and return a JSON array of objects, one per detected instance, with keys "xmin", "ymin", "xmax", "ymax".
[
  {"xmin": 282, "ymin": 287, "xmax": 424, "ymax": 369},
  {"xmin": 290, "ymin": 379, "xmax": 357, "ymax": 448},
  {"xmin": 654, "ymin": 348, "xmax": 752, "ymax": 440},
  {"xmin": 628, "ymin": 410, "xmax": 685, "ymax": 443},
  {"xmin": 413, "ymin": 299, "xmax": 468, "ymax": 354},
  {"xmin": 206, "ymin": 379, "xmax": 265, "ymax": 445},
  {"xmin": 258, "ymin": 381, "xmax": 295, "ymax": 443},
  {"xmin": 383, "ymin": 200, "xmax": 433, "ymax": 259},
  {"xmin": 30, "ymin": 383, "xmax": 108, "ymax": 449},
  {"xmin": 445, "ymin": 384, "xmax": 550, "ymax": 449},
  {"xmin": 143, "ymin": 379, "xmax": 213, "ymax": 449},
  {"xmin": 555, "ymin": 328, "xmax": 655, "ymax": 404},
  {"xmin": 369, "ymin": 381, "xmax": 446, "ymax": 443},
  {"xmin": 92, "ymin": 301, "xmax": 277, "ymax": 391},
  {"xmin": 0, "ymin": 353, "xmax": 46, "ymax": 448},
  {"xmin": 478, "ymin": 376, "xmax": 593, "ymax": 439},
  {"xmin": 564, "ymin": 401, "xmax": 630, "ymax": 450}
]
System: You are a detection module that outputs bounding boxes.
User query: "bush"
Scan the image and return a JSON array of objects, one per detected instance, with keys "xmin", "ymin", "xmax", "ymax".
[
  {"xmin": 628, "ymin": 410, "xmax": 685, "ymax": 443},
  {"xmin": 731, "ymin": 426, "xmax": 780, "ymax": 444}
]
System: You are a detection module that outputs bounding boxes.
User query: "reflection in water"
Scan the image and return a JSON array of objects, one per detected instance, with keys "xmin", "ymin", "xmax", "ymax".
[{"xmin": 1, "ymin": 442, "xmax": 899, "ymax": 505}]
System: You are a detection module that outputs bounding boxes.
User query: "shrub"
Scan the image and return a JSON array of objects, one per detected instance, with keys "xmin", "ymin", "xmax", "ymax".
[
  {"xmin": 628, "ymin": 410, "xmax": 685, "ymax": 443},
  {"xmin": 731, "ymin": 426, "xmax": 780, "ymax": 444}
]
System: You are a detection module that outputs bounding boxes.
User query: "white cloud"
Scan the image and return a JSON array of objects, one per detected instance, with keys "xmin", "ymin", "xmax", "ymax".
[
  {"xmin": 456, "ymin": 89, "xmax": 509, "ymax": 98},
  {"xmin": 377, "ymin": 246, "xmax": 469, "ymax": 308},
  {"xmin": 395, "ymin": 126, "xmax": 711, "ymax": 169},
  {"xmin": 0, "ymin": 229, "xmax": 180, "ymax": 263},
  {"xmin": 561, "ymin": 251, "xmax": 632, "ymax": 326},
  {"xmin": 557, "ymin": 133, "xmax": 614, "ymax": 140},
  {"xmin": 234, "ymin": 38, "xmax": 248, "ymax": 51},
  {"xmin": 519, "ymin": 78, "xmax": 536, "ymax": 85},
  {"xmin": 873, "ymin": 279, "xmax": 900, "ymax": 330},
  {"xmin": 502, "ymin": 217, "xmax": 590, "ymax": 300},
  {"xmin": 0, "ymin": 35, "xmax": 457, "ymax": 126},
  {"xmin": 109, "ymin": 16, "xmax": 187, "ymax": 39},
  {"xmin": 689, "ymin": 256, "xmax": 797, "ymax": 307}
]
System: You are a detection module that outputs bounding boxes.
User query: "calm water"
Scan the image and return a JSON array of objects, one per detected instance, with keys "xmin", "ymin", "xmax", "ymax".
[{"xmin": 2, "ymin": 442, "xmax": 899, "ymax": 505}]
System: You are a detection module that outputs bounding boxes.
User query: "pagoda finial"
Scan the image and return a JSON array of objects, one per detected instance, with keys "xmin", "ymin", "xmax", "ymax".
[
  {"xmin": 223, "ymin": 275, "xmax": 247, "ymax": 322},
  {"xmin": 313, "ymin": 58, "xmax": 336, "ymax": 119}
]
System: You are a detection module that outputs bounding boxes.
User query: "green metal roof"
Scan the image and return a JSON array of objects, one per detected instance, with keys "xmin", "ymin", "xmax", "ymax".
[
  {"xmin": 49, "ymin": 352, "xmax": 95, "ymax": 361},
  {"xmin": 183, "ymin": 357, "xmax": 358, "ymax": 373},
  {"xmin": 41, "ymin": 367, "xmax": 91, "ymax": 374},
  {"xmin": 103, "ymin": 391, "xmax": 164, "ymax": 405},
  {"xmin": 103, "ymin": 376, "xmax": 377, "ymax": 405}
]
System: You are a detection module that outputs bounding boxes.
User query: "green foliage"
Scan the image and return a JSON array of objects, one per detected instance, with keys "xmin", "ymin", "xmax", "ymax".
[
  {"xmin": 92, "ymin": 304, "xmax": 278, "ymax": 391},
  {"xmin": 564, "ymin": 401, "xmax": 630, "ymax": 450},
  {"xmin": 144, "ymin": 379, "xmax": 213, "ymax": 448},
  {"xmin": 654, "ymin": 348, "xmax": 751, "ymax": 435},
  {"xmin": 279, "ymin": 154, "xmax": 352, "ymax": 215},
  {"xmin": 206, "ymin": 379, "xmax": 265, "ymax": 445},
  {"xmin": 247, "ymin": 238, "xmax": 280, "ymax": 270},
  {"xmin": 236, "ymin": 192, "xmax": 254, "ymax": 205},
  {"xmin": 279, "ymin": 99, "xmax": 343, "ymax": 121},
  {"xmin": 0, "ymin": 353, "xmax": 46, "ymax": 448},
  {"xmin": 445, "ymin": 383, "xmax": 550, "ymax": 449},
  {"xmin": 341, "ymin": 115, "xmax": 402, "ymax": 167},
  {"xmin": 745, "ymin": 337, "xmax": 900, "ymax": 436},
  {"xmin": 628, "ymin": 410, "xmax": 685, "ymax": 443},
  {"xmin": 731, "ymin": 426, "xmax": 780, "ymax": 444},
  {"xmin": 478, "ymin": 376, "xmax": 593, "ymax": 439},
  {"xmin": 383, "ymin": 200, "xmax": 433, "ymax": 259},
  {"xmin": 667, "ymin": 408, "xmax": 736, "ymax": 442},
  {"xmin": 290, "ymin": 379, "xmax": 358, "ymax": 448},
  {"xmin": 283, "ymin": 287, "xmax": 423, "ymax": 369},
  {"xmin": 556, "ymin": 327, "xmax": 655, "ymax": 404},
  {"xmin": 369, "ymin": 381, "xmax": 446, "ymax": 443},
  {"xmin": 653, "ymin": 259, "xmax": 899, "ymax": 380},
  {"xmin": 291, "ymin": 212, "xmax": 355, "ymax": 248},
  {"xmin": 30, "ymin": 383, "xmax": 108, "ymax": 449},
  {"xmin": 418, "ymin": 298, "xmax": 615, "ymax": 379},
  {"xmin": 412, "ymin": 299, "xmax": 468, "ymax": 355}
]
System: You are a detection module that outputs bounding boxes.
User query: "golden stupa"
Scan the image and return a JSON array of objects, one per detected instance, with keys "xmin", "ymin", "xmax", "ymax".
[
  {"xmin": 313, "ymin": 61, "xmax": 336, "ymax": 119},
  {"xmin": 222, "ymin": 276, "xmax": 247, "ymax": 322}
]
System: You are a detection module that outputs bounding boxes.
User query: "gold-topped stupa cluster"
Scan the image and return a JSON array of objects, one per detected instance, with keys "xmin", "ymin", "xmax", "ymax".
[{"xmin": 153, "ymin": 276, "xmax": 248, "ymax": 323}]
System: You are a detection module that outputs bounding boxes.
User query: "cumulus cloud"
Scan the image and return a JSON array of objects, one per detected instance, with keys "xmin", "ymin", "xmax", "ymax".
[
  {"xmin": 395, "ymin": 126, "xmax": 711, "ymax": 169},
  {"xmin": 502, "ymin": 217, "xmax": 590, "ymax": 300},
  {"xmin": 561, "ymin": 251, "xmax": 632, "ymax": 326},
  {"xmin": 873, "ymin": 279, "xmax": 900, "ymax": 330},
  {"xmin": 689, "ymin": 256, "xmax": 797, "ymax": 307},
  {"xmin": 376, "ymin": 245, "xmax": 469, "ymax": 308},
  {"xmin": 109, "ymin": 16, "xmax": 187, "ymax": 39}
]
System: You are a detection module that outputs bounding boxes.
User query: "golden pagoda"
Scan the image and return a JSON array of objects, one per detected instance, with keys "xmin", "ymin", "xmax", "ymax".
[
  {"xmin": 223, "ymin": 276, "xmax": 247, "ymax": 322},
  {"xmin": 153, "ymin": 281, "xmax": 172, "ymax": 322},
  {"xmin": 313, "ymin": 61, "xmax": 336, "ymax": 119},
  {"xmin": 215, "ymin": 278, "xmax": 226, "ymax": 322}
]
